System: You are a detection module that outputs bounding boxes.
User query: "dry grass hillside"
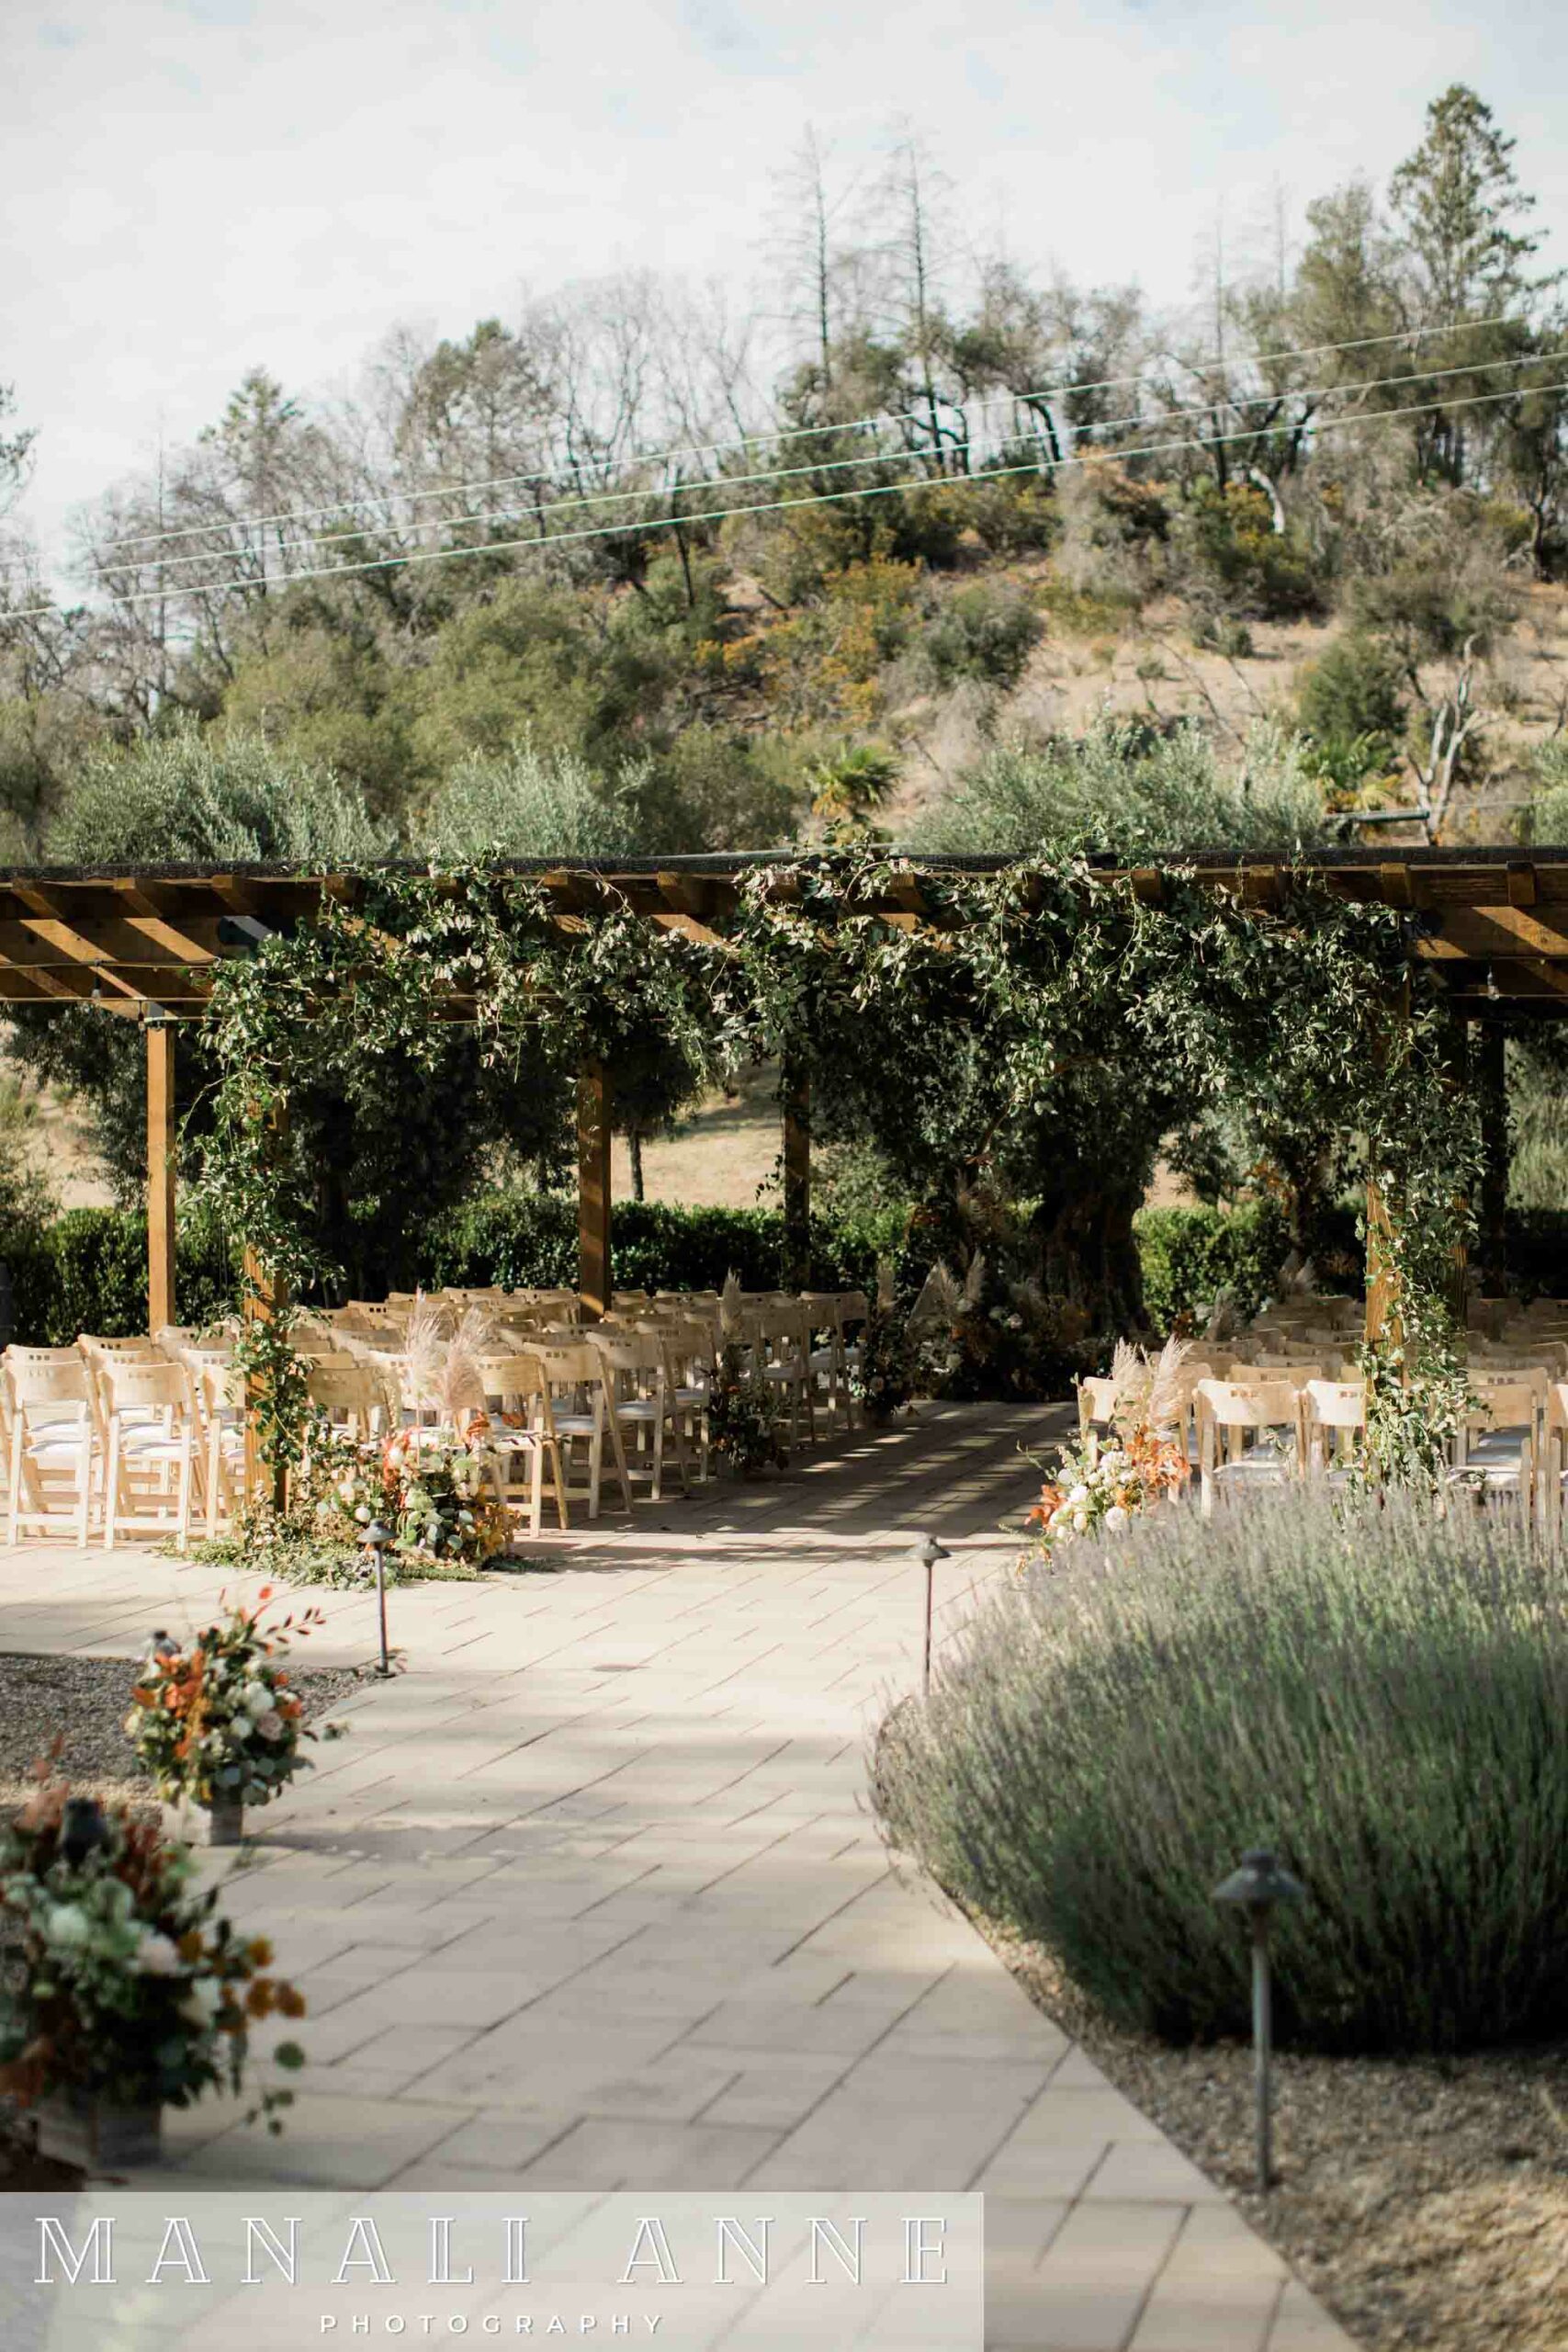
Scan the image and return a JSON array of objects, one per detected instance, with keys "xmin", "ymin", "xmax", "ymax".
[{"xmin": 891, "ymin": 571, "xmax": 1568, "ymax": 844}]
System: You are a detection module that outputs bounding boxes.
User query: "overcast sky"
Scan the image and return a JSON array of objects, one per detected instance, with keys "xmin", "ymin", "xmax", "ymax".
[{"xmin": 5, "ymin": 0, "xmax": 1568, "ymax": 575}]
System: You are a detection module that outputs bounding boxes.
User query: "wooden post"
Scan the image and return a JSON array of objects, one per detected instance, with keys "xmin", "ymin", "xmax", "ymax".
[
  {"xmin": 578, "ymin": 1060, "xmax": 612, "ymax": 1320},
  {"xmin": 243, "ymin": 1249, "xmax": 289, "ymax": 1510},
  {"xmin": 1441, "ymin": 1009, "xmax": 1470, "ymax": 1323},
  {"xmin": 783, "ymin": 1063, "xmax": 810, "ymax": 1290},
  {"xmin": 145, "ymin": 1020, "xmax": 176, "ymax": 1335},
  {"xmin": 243, "ymin": 1097, "xmax": 290, "ymax": 1512},
  {"xmin": 1365, "ymin": 981, "xmax": 1411, "ymax": 1347},
  {"xmin": 1476, "ymin": 1022, "xmax": 1509, "ymax": 1295},
  {"xmin": 1364, "ymin": 1172, "xmax": 1400, "ymax": 1346}
]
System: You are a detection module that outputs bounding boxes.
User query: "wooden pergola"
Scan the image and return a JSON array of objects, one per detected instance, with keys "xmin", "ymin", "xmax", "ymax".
[{"xmin": 0, "ymin": 845, "xmax": 1562, "ymax": 1335}]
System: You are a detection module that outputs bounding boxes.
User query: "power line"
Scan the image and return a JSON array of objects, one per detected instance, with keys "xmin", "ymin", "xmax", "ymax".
[
  {"xmin": 80, "ymin": 314, "xmax": 1524, "ymax": 562},
  {"xmin": 6, "ymin": 373, "xmax": 1563, "ymax": 626},
  {"xmin": 80, "ymin": 341, "xmax": 1568, "ymax": 589}
]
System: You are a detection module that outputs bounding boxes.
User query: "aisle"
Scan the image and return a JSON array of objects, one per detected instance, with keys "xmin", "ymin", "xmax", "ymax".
[{"xmin": 0, "ymin": 1403, "xmax": 1351, "ymax": 2351}]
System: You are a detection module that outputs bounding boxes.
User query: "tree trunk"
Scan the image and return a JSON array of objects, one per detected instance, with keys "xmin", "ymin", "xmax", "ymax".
[
  {"xmin": 1032, "ymin": 1182, "xmax": 1148, "ymax": 1334},
  {"xmin": 628, "ymin": 1127, "xmax": 646, "ymax": 1204}
]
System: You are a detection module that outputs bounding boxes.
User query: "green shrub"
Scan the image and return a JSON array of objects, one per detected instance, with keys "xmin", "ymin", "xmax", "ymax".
[
  {"xmin": 913, "ymin": 718, "xmax": 1327, "ymax": 859},
  {"xmin": 1296, "ymin": 629, "xmax": 1408, "ymax": 749},
  {"xmin": 1134, "ymin": 1200, "xmax": 1293, "ymax": 1326},
  {"xmin": 913, "ymin": 581, "xmax": 1043, "ymax": 692},
  {"xmin": 875, "ymin": 1487, "xmax": 1568, "ymax": 2052},
  {"xmin": 1170, "ymin": 481, "xmax": 1324, "ymax": 621},
  {"xmin": 418, "ymin": 1190, "xmax": 908, "ymax": 1295},
  {"xmin": 5, "ymin": 1206, "xmax": 240, "ymax": 1344}
]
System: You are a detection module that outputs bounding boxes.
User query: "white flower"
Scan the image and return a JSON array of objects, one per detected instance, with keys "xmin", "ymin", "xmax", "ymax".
[
  {"xmin": 254, "ymin": 1711, "xmax": 286, "ymax": 1743},
  {"xmin": 243, "ymin": 1682, "xmax": 274, "ymax": 1718},
  {"xmin": 1070, "ymin": 1510, "xmax": 1089, "ymax": 1532},
  {"xmin": 178, "ymin": 1976, "xmax": 223, "ymax": 2027},
  {"xmin": 1066, "ymin": 1485, "xmax": 1089, "ymax": 1507},
  {"xmin": 355, "ymin": 1503, "xmax": 371, "ymax": 1524},
  {"xmin": 1103, "ymin": 1506, "xmax": 1130, "ymax": 1532},
  {"xmin": 44, "ymin": 1905, "xmax": 91, "ymax": 1949},
  {"xmin": 133, "ymin": 1931, "xmax": 181, "ymax": 1976}
]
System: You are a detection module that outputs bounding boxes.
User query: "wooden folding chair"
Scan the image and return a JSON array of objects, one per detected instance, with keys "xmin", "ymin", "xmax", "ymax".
[
  {"xmin": 6, "ymin": 1357, "xmax": 97, "ymax": 1546},
  {"xmin": 529, "ymin": 1342, "xmax": 632, "ymax": 1520},
  {"xmin": 473, "ymin": 1350, "xmax": 568, "ymax": 1537},
  {"xmin": 1196, "ymin": 1378, "xmax": 1303, "ymax": 1517},
  {"xmin": 1452, "ymin": 1371, "xmax": 1545, "ymax": 1512},
  {"xmin": 1302, "ymin": 1379, "xmax": 1366, "ymax": 1479},
  {"xmin": 592, "ymin": 1329, "xmax": 691, "ymax": 1502},
  {"xmin": 100, "ymin": 1359, "xmax": 195, "ymax": 1551}
]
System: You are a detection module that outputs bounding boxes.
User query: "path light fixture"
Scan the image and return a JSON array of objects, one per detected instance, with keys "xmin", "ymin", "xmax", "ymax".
[
  {"xmin": 1213, "ymin": 1847, "xmax": 1306, "ymax": 2193},
  {"xmin": 362, "ymin": 1521, "xmax": 394, "ymax": 1678},
  {"xmin": 909, "ymin": 1532, "xmax": 951, "ymax": 1696}
]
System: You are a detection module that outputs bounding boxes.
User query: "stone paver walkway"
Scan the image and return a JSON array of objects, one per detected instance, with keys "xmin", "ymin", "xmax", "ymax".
[{"xmin": 1, "ymin": 1403, "xmax": 1356, "ymax": 2352}]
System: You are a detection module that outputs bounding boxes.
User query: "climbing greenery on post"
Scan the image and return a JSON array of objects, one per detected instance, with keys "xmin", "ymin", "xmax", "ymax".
[{"xmin": 192, "ymin": 850, "xmax": 1482, "ymax": 1484}]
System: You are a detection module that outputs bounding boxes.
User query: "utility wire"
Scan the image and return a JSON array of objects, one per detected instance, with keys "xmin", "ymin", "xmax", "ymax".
[
  {"xmin": 79, "ymin": 342, "xmax": 1568, "ymax": 588},
  {"xmin": 6, "ymin": 373, "xmax": 1563, "ymax": 625},
  {"xmin": 81, "ymin": 314, "xmax": 1524, "ymax": 560}
]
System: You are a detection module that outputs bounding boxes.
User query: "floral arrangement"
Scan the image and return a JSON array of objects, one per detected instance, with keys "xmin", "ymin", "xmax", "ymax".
[
  {"xmin": 125, "ymin": 1590, "xmax": 336, "ymax": 1812},
  {"xmin": 0, "ymin": 1760, "xmax": 305, "ymax": 2122},
  {"xmin": 377, "ymin": 1423, "xmax": 512, "ymax": 1565},
  {"xmin": 850, "ymin": 1260, "xmax": 919, "ymax": 1424},
  {"xmin": 707, "ymin": 1345, "xmax": 786, "ymax": 1474},
  {"xmin": 289, "ymin": 1410, "xmax": 510, "ymax": 1577},
  {"xmin": 1024, "ymin": 1336, "xmax": 1191, "ymax": 1568},
  {"xmin": 911, "ymin": 1256, "xmax": 1097, "ymax": 1404}
]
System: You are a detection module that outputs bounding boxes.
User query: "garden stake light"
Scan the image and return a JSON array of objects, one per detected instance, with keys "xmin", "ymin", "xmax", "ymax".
[
  {"xmin": 362, "ymin": 1520, "xmax": 394, "ymax": 1677},
  {"xmin": 1213, "ymin": 1847, "xmax": 1305, "ymax": 2193},
  {"xmin": 910, "ymin": 1532, "xmax": 951, "ymax": 1695}
]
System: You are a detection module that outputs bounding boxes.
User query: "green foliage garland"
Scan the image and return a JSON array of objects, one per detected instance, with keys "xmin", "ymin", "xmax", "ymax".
[{"xmin": 193, "ymin": 851, "xmax": 1481, "ymax": 1480}]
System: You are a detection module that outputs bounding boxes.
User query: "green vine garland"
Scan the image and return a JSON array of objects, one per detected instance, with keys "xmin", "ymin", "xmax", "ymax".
[{"xmin": 190, "ymin": 852, "xmax": 1483, "ymax": 1484}]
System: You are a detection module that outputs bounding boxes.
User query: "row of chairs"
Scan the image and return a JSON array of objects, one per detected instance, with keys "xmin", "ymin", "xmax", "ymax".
[
  {"xmin": 298, "ymin": 1287, "xmax": 873, "ymax": 1536},
  {"xmin": 3, "ymin": 1333, "xmax": 245, "ymax": 1549},
  {"xmin": 0, "ymin": 1283, "xmax": 876, "ymax": 1550},
  {"xmin": 1081, "ymin": 1357, "xmax": 1565, "ymax": 1521}
]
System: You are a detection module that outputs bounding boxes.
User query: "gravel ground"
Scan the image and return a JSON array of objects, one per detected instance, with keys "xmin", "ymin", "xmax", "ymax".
[
  {"xmin": 0, "ymin": 1651, "xmax": 366, "ymax": 1813},
  {"xmin": 997, "ymin": 1928, "xmax": 1568, "ymax": 2352}
]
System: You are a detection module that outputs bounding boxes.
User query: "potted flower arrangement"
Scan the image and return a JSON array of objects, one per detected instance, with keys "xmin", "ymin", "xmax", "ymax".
[
  {"xmin": 850, "ymin": 1262, "xmax": 919, "ymax": 1426},
  {"xmin": 707, "ymin": 1346, "xmax": 787, "ymax": 1476},
  {"xmin": 1024, "ymin": 1338, "xmax": 1190, "ymax": 1568},
  {"xmin": 125, "ymin": 1590, "xmax": 339, "ymax": 1846},
  {"xmin": 0, "ymin": 1762, "xmax": 306, "ymax": 2168}
]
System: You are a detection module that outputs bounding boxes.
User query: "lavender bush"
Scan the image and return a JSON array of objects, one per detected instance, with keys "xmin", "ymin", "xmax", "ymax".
[{"xmin": 874, "ymin": 1487, "xmax": 1568, "ymax": 2052}]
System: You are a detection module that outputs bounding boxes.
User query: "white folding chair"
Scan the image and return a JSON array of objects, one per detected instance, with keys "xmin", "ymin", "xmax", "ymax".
[
  {"xmin": 6, "ymin": 1357, "xmax": 97, "ymax": 1547},
  {"xmin": 100, "ymin": 1359, "xmax": 196, "ymax": 1550}
]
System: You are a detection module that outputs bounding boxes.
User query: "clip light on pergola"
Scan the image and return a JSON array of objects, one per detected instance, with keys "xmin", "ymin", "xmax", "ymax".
[{"xmin": 0, "ymin": 844, "xmax": 1561, "ymax": 1365}]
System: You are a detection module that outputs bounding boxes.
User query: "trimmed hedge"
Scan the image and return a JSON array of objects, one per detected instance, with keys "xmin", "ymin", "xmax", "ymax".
[
  {"xmin": 1137, "ymin": 1200, "xmax": 1568, "ymax": 1329},
  {"xmin": 4, "ymin": 1206, "xmax": 242, "ymax": 1346},
  {"xmin": 423, "ymin": 1191, "xmax": 909, "ymax": 1295},
  {"xmin": 0, "ymin": 1193, "xmax": 910, "ymax": 1343},
  {"xmin": 10, "ymin": 1193, "xmax": 1567, "ymax": 1350}
]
